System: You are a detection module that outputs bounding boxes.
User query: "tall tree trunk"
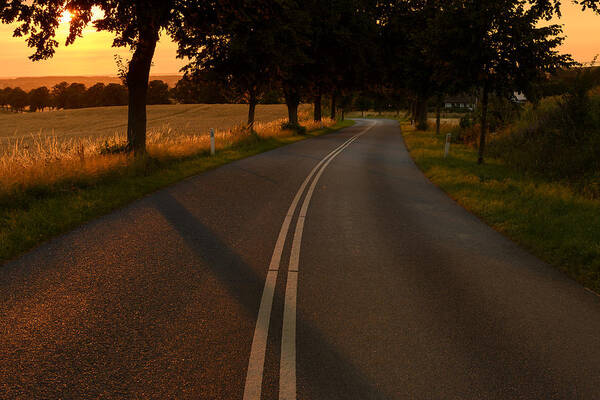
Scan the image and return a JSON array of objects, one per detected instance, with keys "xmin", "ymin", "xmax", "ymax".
[
  {"xmin": 247, "ymin": 91, "xmax": 257, "ymax": 129},
  {"xmin": 414, "ymin": 101, "xmax": 419, "ymax": 125},
  {"xmin": 330, "ymin": 93, "xmax": 337, "ymax": 120},
  {"xmin": 288, "ymin": 103, "xmax": 299, "ymax": 125},
  {"xmin": 478, "ymin": 82, "xmax": 490, "ymax": 164},
  {"xmin": 284, "ymin": 86, "xmax": 300, "ymax": 126},
  {"xmin": 416, "ymin": 96, "xmax": 428, "ymax": 131},
  {"xmin": 126, "ymin": 26, "xmax": 159, "ymax": 155},
  {"xmin": 435, "ymin": 94, "xmax": 442, "ymax": 135},
  {"xmin": 314, "ymin": 93, "xmax": 322, "ymax": 122}
]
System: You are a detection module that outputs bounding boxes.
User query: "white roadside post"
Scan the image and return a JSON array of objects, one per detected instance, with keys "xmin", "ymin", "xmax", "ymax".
[
  {"xmin": 210, "ymin": 128, "xmax": 215, "ymax": 156},
  {"xmin": 444, "ymin": 133, "xmax": 451, "ymax": 158}
]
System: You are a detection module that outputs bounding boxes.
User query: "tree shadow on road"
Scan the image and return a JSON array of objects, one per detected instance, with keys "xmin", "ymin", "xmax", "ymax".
[{"xmin": 152, "ymin": 191, "xmax": 390, "ymax": 399}]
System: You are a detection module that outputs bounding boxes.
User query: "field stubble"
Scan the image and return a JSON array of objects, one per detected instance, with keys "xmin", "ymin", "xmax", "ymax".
[
  {"xmin": 0, "ymin": 105, "xmax": 324, "ymax": 199},
  {"xmin": 0, "ymin": 103, "xmax": 310, "ymax": 148}
]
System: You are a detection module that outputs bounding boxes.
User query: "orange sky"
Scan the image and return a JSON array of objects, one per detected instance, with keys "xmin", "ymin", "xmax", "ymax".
[
  {"xmin": 0, "ymin": 3, "xmax": 598, "ymax": 78},
  {"xmin": 0, "ymin": 9, "xmax": 185, "ymax": 78}
]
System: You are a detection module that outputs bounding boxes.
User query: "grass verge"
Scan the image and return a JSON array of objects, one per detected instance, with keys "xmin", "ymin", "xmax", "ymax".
[
  {"xmin": 401, "ymin": 123, "xmax": 600, "ymax": 294},
  {"xmin": 0, "ymin": 119, "xmax": 355, "ymax": 264}
]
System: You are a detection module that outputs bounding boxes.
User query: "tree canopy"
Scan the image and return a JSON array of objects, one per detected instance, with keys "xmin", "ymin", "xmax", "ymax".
[
  {"xmin": 1, "ymin": 0, "xmax": 214, "ymax": 153},
  {"xmin": 2, "ymin": 0, "xmax": 598, "ymax": 159}
]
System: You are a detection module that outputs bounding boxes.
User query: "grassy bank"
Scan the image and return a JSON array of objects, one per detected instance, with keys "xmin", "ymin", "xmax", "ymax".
[
  {"xmin": 401, "ymin": 123, "xmax": 600, "ymax": 293},
  {"xmin": 0, "ymin": 118, "xmax": 354, "ymax": 264}
]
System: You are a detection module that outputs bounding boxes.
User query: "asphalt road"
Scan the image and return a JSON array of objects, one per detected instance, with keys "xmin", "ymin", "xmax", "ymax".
[{"xmin": 1, "ymin": 119, "xmax": 599, "ymax": 399}]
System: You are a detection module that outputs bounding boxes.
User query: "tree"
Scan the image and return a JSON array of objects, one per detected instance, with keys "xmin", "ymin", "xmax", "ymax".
[
  {"xmin": 64, "ymin": 83, "xmax": 87, "ymax": 109},
  {"xmin": 273, "ymin": 1, "xmax": 312, "ymax": 128},
  {"xmin": 28, "ymin": 86, "xmax": 52, "ymax": 112},
  {"xmin": 382, "ymin": 0, "xmax": 453, "ymax": 131},
  {"xmin": 178, "ymin": 2, "xmax": 277, "ymax": 128},
  {"xmin": 86, "ymin": 83, "xmax": 106, "ymax": 107},
  {"xmin": 200, "ymin": 0, "xmax": 312, "ymax": 128},
  {"xmin": 0, "ymin": 88, "xmax": 11, "ymax": 110},
  {"xmin": 102, "ymin": 83, "xmax": 129, "ymax": 106},
  {"xmin": 1, "ymin": 0, "xmax": 213, "ymax": 154},
  {"xmin": 170, "ymin": 76, "xmax": 228, "ymax": 104},
  {"xmin": 52, "ymin": 82, "xmax": 69, "ymax": 110},
  {"xmin": 147, "ymin": 80, "xmax": 170, "ymax": 105},
  {"xmin": 355, "ymin": 93, "xmax": 373, "ymax": 117},
  {"xmin": 260, "ymin": 89, "xmax": 284, "ymax": 105},
  {"xmin": 8, "ymin": 87, "xmax": 29, "ymax": 112},
  {"xmin": 305, "ymin": 0, "xmax": 380, "ymax": 121},
  {"xmin": 170, "ymin": 77, "xmax": 199, "ymax": 104},
  {"xmin": 447, "ymin": 0, "xmax": 573, "ymax": 164},
  {"xmin": 532, "ymin": 0, "xmax": 599, "ymax": 17}
]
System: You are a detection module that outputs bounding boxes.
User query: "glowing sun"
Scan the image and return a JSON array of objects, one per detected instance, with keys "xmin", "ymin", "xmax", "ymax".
[{"xmin": 59, "ymin": 10, "xmax": 73, "ymax": 24}]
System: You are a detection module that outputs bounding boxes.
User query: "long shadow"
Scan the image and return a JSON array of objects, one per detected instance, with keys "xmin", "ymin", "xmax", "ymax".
[
  {"xmin": 230, "ymin": 165, "xmax": 280, "ymax": 185},
  {"xmin": 152, "ymin": 191, "xmax": 390, "ymax": 399}
]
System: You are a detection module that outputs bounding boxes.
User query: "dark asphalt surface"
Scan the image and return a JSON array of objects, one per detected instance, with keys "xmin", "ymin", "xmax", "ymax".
[{"xmin": 1, "ymin": 119, "xmax": 599, "ymax": 399}]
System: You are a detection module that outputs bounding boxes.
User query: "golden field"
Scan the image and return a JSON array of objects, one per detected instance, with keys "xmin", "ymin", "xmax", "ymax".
[
  {"xmin": 0, "ymin": 103, "xmax": 310, "ymax": 149},
  {"xmin": 0, "ymin": 106, "xmax": 328, "ymax": 198}
]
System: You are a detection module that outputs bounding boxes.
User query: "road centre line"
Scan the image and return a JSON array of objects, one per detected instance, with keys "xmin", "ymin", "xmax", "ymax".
[
  {"xmin": 288, "ymin": 133, "xmax": 363, "ymax": 273},
  {"xmin": 279, "ymin": 121, "xmax": 376, "ymax": 400},
  {"xmin": 243, "ymin": 121, "xmax": 375, "ymax": 400}
]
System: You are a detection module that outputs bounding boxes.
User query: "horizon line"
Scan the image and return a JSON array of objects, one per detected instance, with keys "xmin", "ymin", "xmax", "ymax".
[{"xmin": 0, "ymin": 73, "xmax": 183, "ymax": 80}]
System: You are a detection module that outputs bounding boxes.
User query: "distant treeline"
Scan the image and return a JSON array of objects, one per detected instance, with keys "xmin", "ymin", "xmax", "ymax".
[{"xmin": 0, "ymin": 77, "xmax": 285, "ymax": 113}]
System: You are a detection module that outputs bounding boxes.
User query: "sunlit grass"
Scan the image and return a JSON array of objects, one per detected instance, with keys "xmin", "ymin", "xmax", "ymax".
[
  {"xmin": 402, "ymin": 123, "xmax": 600, "ymax": 293},
  {"xmin": 0, "ymin": 111, "xmax": 332, "ymax": 197}
]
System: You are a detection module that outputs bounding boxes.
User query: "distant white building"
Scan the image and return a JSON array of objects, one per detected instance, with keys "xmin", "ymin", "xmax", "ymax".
[
  {"xmin": 444, "ymin": 95, "xmax": 476, "ymax": 110},
  {"xmin": 444, "ymin": 92, "xmax": 527, "ymax": 110},
  {"xmin": 513, "ymin": 92, "xmax": 527, "ymax": 103}
]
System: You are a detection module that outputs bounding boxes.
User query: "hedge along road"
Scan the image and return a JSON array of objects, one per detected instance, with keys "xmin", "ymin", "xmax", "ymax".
[{"xmin": 1, "ymin": 119, "xmax": 599, "ymax": 399}]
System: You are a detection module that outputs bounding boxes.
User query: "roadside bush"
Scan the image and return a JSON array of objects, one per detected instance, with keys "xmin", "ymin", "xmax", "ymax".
[
  {"xmin": 487, "ymin": 94, "xmax": 600, "ymax": 196},
  {"xmin": 450, "ymin": 96, "xmax": 522, "ymax": 146},
  {"xmin": 481, "ymin": 65, "xmax": 600, "ymax": 197},
  {"xmin": 459, "ymin": 114, "xmax": 474, "ymax": 129},
  {"xmin": 484, "ymin": 95, "xmax": 523, "ymax": 132},
  {"xmin": 450, "ymin": 121, "xmax": 480, "ymax": 146}
]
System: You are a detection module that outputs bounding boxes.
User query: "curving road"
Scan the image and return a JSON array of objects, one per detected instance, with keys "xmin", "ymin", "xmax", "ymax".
[{"xmin": 1, "ymin": 119, "xmax": 599, "ymax": 399}]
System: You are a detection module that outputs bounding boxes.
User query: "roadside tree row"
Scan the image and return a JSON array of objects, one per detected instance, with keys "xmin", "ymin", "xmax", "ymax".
[{"xmin": 1, "ymin": 0, "xmax": 598, "ymax": 160}]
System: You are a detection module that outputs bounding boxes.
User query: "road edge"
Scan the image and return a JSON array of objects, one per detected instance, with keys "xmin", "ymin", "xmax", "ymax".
[{"xmin": 0, "ymin": 120, "xmax": 356, "ymax": 266}]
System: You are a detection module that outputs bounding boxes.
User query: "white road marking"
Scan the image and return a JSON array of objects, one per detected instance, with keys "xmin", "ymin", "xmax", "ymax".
[
  {"xmin": 243, "ymin": 270, "xmax": 278, "ymax": 399},
  {"xmin": 585, "ymin": 287, "xmax": 600, "ymax": 298},
  {"xmin": 279, "ymin": 271, "xmax": 298, "ymax": 400},
  {"xmin": 243, "ymin": 123, "xmax": 373, "ymax": 400},
  {"xmin": 279, "ymin": 121, "xmax": 376, "ymax": 400}
]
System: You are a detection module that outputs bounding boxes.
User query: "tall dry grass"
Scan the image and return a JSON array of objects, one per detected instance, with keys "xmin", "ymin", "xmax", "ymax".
[{"xmin": 0, "ymin": 111, "xmax": 335, "ymax": 199}]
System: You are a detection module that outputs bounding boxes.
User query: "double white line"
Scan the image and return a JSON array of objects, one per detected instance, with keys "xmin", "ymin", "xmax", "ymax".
[{"xmin": 243, "ymin": 120, "xmax": 376, "ymax": 400}]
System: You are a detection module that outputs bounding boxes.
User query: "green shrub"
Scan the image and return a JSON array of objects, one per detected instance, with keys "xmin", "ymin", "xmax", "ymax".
[
  {"xmin": 478, "ymin": 95, "xmax": 523, "ymax": 132},
  {"xmin": 451, "ymin": 123, "xmax": 480, "ymax": 146},
  {"xmin": 451, "ymin": 95, "xmax": 522, "ymax": 146},
  {"xmin": 487, "ymin": 64, "xmax": 600, "ymax": 190},
  {"xmin": 487, "ymin": 94, "xmax": 600, "ymax": 195}
]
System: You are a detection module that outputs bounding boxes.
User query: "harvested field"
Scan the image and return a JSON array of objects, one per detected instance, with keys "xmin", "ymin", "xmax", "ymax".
[{"xmin": 0, "ymin": 103, "xmax": 309, "ymax": 152}]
